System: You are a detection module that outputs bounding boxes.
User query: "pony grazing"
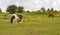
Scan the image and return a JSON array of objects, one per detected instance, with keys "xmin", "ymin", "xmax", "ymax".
[
  {"xmin": 48, "ymin": 12, "xmax": 54, "ymax": 17},
  {"xmin": 10, "ymin": 14, "xmax": 22, "ymax": 24}
]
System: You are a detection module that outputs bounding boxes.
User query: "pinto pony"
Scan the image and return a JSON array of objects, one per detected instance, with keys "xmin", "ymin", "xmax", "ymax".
[
  {"xmin": 10, "ymin": 14, "xmax": 22, "ymax": 24},
  {"xmin": 48, "ymin": 12, "xmax": 54, "ymax": 17}
]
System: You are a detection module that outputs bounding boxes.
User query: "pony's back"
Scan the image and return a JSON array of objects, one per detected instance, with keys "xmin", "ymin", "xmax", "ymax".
[{"xmin": 13, "ymin": 14, "xmax": 18, "ymax": 19}]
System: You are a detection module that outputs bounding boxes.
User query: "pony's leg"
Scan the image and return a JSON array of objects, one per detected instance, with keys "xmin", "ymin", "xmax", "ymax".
[
  {"xmin": 19, "ymin": 18, "xmax": 22, "ymax": 24},
  {"xmin": 14, "ymin": 19, "xmax": 18, "ymax": 23},
  {"xmin": 20, "ymin": 19, "xmax": 22, "ymax": 23},
  {"xmin": 52, "ymin": 15, "xmax": 54, "ymax": 18},
  {"xmin": 48, "ymin": 15, "xmax": 50, "ymax": 17},
  {"xmin": 17, "ymin": 19, "xmax": 19, "ymax": 23},
  {"xmin": 10, "ymin": 19, "xmax": 13, "ymax": 24},
  {"xmin": 17, "ymin": 18, "xmax": 20, "ymax": 23}
]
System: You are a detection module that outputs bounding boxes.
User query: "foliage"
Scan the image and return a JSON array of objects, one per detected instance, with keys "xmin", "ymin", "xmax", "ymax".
[
  {"xmin": 37, "ymin": 10, "xmax": 41, "ymax": 12},
  {"xmin": 51, "ymin": 8, "xmax": 54, "ymax": 11},
  {"xmin": 0, "ymin": 8, "xmax": 2, "ymax": 13},
  {"xmin": 47, "ymin": 8, "xmax": 50, "ymax": 12},
  {"xmin": 26, "ymin": 10, "xmax": 30, "ymax": 13},
  {"xmin": 40, "ymin": 7, "xmax": 46, "ymax": 12},
  {"xmin": 17, "ymin": 6, "xmax": 24, "ymax": 13},
  {"xmin": 6, "ymin": 5, "xmax": 17, "ymax": 14}
]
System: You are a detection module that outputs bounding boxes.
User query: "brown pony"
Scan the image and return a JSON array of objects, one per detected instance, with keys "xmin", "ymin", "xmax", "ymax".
[{"xmin": 48, "ymin": 12, "xmax": 54, "ymax": 17}]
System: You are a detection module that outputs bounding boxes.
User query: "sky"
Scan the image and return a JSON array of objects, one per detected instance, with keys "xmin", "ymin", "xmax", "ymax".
[{"xmin": 0, "ymin": 0, "xmax": 60, "ymax": 12}]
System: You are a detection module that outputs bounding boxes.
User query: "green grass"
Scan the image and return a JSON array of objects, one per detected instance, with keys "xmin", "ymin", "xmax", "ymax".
[{"xmin": 0, "ymin": 13, "xmax": 60, "ymax": 35}]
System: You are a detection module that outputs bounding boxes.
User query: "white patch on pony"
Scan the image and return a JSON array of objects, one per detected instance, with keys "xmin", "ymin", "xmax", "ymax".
[
  {"xmin": 13, "ymin": 14, "xmax": 19, "ymax": 19},
  {"xmin": 12, "ymin": 14, "xmax": 22, "ymax": 24},
  {"xmin": 13, "ymin": 14, "xmax": 19, "ymax": 23}
]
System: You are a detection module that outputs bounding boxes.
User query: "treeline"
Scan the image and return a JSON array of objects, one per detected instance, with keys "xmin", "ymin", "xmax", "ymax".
[
  {"xmin": 0, "ymin": 5, "xmax": 60, "ymax": 14},
  {"xmin": 6, "ymin": 5, "xmax": 24, "ymax": 14}
]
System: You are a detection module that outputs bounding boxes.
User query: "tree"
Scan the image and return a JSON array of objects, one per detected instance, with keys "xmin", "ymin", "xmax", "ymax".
[
  {"xmin": 26, "ymin": 10, "xmax": 30, "ymax": 13},
  {"xmin": 6, "ymin": 5, "xmax": 17, "ymax": 14},
  {"xmin": 37, "ymin": 10, "xmax": 41, "ymax": 12},
  {"xmin": 40, "ymin": 7, "xmax": 46, "ymax": 12},
  {"xmin": 51, "ymin": 8, "xmax": 54, "ymax": 11},
  {"xmin": 47, "ymin": 8, "xmax": 50, "ymax": 12},
  {"xmin": 54, "ymin": 10, "xmax": 57, "ymax": 12},
  {"xmin": 17, "ymin": 6, "xmax": 24, "ymax": 13},
  {"xmin": 0, "ymin": 8, "xmax": 2, "ymax": 13}
]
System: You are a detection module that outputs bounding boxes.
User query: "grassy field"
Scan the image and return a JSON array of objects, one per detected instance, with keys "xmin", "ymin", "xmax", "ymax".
[{"xmin": 0, "ymin": 12, "xmax": 60, "ymax": 35}]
